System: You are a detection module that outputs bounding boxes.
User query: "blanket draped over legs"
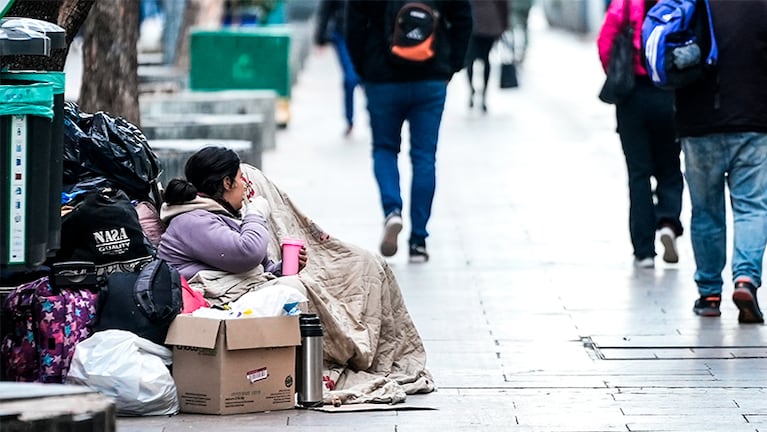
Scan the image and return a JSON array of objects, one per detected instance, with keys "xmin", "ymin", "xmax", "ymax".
[{"xmin": 189, "ymin": 164, "xmax": 435, "ymax": 406}]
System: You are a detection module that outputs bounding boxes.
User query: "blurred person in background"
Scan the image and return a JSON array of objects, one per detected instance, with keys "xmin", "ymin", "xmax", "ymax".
[
  {"xmin": 597, "ymin": 0, "xmax": 683, "ymax": 270},
  {"xmin": 314, "ymin": 0, "xmax": 359, "ymax": 136},
  {"xmin": 346, "ymin": 0, "xmax": 472, "ymax": 262},
  {"xmin": 465, "ymin": 0, "xmax": 508, "ymax": 112},
  {"xmin": 510, "ymin": 0, "xmax": 533, "ymax": 62}
]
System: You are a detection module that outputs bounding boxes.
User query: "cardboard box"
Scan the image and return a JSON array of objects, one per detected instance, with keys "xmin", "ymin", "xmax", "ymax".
[{"xmin": 165, "ymin": 314, "xmax": 300, "ymax": 415}]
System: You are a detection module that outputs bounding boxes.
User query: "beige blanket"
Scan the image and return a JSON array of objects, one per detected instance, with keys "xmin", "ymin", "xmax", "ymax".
[{"xmin": 189, "ymin": 164, "xmax": 435, "ymax": 405}]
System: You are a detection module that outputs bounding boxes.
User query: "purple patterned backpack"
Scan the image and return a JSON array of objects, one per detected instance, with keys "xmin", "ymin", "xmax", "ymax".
[{"xmin": 1, "ymin": 263, "xmax": 100, "ymax": 383}]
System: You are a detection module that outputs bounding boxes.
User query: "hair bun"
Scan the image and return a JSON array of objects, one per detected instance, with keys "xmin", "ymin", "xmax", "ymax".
[{"xmin": 163, "ymin": 178, "xmax": 198, "ymax": 204}]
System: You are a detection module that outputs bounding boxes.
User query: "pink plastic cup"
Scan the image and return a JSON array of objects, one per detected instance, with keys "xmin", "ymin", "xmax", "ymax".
[{"xmin": 281, "ymin": 237, "xmax": 305, "ymax": 275}]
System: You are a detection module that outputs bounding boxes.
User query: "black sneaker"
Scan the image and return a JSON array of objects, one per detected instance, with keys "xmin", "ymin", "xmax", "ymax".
[
  {"xmin": 732, "ymin": 280, "xmax": 764, "ymax": 324},
  {"xmin": 693, "ymin": 295, "xmax": 721, "ymax": 317},
  {"xmin": 408, "ymin": 243, "xmax": 429, "ymax": 263},
  {"xmin": 379, "ymin": 210, "xmax": 402, "ymax": 257}
]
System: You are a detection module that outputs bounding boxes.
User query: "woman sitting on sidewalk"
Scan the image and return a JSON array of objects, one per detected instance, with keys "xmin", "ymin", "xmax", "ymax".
[
  {"xmin": 157, "ymin": 146, "xmax": 307, "ymax": 282},
  {"xmin": 157, "ymin": 146, "xmax": 435, "ymax": 406}
]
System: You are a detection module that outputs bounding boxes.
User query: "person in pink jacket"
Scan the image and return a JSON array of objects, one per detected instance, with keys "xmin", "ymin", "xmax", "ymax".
[{"xmin": 597, "ymin": 0, "xmax": 683, "ymax": 269}]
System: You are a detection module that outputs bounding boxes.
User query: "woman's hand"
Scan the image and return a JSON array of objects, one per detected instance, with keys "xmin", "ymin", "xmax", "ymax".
[
  {"xmin": 298, "ymin": 246, "xmax": 308, "ymax": 271},
  {"xmin": 242, "ymin": 195, "xmax": 270, "ymax": 218}
]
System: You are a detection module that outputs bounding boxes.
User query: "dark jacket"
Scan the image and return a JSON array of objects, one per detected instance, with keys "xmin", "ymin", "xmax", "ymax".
[
  {"xmin": 346, "ymin": 0, "xmax": 473, "ymax": 82},
  {"xmin": 674, "ymin": 0, "xmax": 767, "ymax": 137},
  {"xmin": 314, "ymin": 0, "xmax": 346, "ymax": 45},
  {"xmin": 470, "ymin": 0, "xmax": 508, "ymax": 38}
]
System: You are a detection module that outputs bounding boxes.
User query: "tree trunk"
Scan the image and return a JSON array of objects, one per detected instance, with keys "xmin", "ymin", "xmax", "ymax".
[
  {"xmin": 58, "ymin": 0, "xmax": 96, "ymax": 46},
  {"xmin": 174, "ymin": 0, "xmax": 224, "ymax": 71},
  {"xmin": 79, "ymin": 0, "xmax": 140, "ymax": 125}
]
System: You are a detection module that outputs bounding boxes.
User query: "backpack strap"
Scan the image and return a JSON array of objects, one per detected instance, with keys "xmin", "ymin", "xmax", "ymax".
[
  {"xmin": 49, "ymin": 261, "xmax": 100, "ymax": 294},
  {"xmin": 133, "ymin": 259, "xmax": 181, "ymax": 323},
  {"xmin": 621, "ymin": 0, "xmax": 630, "ymax": 27},
  {"xmin": 702, "ymin": 0, "xmax": 718, "ymax": 66}
]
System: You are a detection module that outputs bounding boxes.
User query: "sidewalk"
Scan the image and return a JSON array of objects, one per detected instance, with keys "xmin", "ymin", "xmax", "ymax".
[{"xmin": 120, "ymin": 9, "xmax": 767, "ymax": 432}]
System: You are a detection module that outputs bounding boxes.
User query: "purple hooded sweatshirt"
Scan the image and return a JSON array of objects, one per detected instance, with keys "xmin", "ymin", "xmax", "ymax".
[{"xmin": 158, "ymin": 209, "xmax": 281, "ymax": 280}]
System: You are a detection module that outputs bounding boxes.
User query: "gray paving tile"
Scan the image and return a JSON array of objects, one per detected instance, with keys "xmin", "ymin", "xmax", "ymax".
[
  {"xmin": 597, "ymin": 347, "xmax": 767, "ymax": 359},
  {"xmin": 514, "ymin": 414, "xmax": 629, "ymax": 431},
  {"xmin": 623, "ymin": 414, "xmax": 763, "ymax": 429},
  {"xmin": 426, "ymin": 353, "xmax": 503, "ymax": 370},
  {"xmin": 621, "ymin": 406, "xmax": 740, "ymax": 415},
  {"xmin": 429, "ymin": 370, "xmax": 507, "ymax": 388},
  {"xmin": 503, "ymin": 376, "xmax": 610, "ymax": 389},
  {"xmin": 626, "ymin": 427, "xmax": 758, "ymax": 432},
  {"xmin": 286, "ymin": 410, "xmax": 397, "ymax": 427},
  {"xmin": 591, "ymin": 334, "xmax": 767, "ymax": 348},
  {"xmin": 423, "ymin": 340, "xmax": 499, "ymax": 354}
]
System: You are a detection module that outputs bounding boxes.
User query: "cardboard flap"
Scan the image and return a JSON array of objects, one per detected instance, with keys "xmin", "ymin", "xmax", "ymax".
[
  {"xmin": 165, "ymin": 314, "xmax": 222, "ymax": 349},
  {"xmin": 225, "ymin": 316, "xmax": 300, "ymax": 350}
]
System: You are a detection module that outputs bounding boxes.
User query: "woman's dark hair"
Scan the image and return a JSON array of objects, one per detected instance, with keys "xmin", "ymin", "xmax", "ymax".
[
  {"xmin": 163, "ymin": 146, "xmax": 241, "ymax": 214},
  {"xmin": 163, "ymin": 178, "xmax": 198, "ymax": 205}
]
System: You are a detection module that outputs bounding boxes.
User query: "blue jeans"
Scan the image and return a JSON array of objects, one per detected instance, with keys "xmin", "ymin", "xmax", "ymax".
[
  {"xmin": 364, "ymin": 80, "xmax": 447, "ymax": 246},
  {"xmin": 331, "ymin": 31, "xmax": 359, "ymax": 128},
  {"xmin": 682, "ymin": 132, "xmax": 767, "ymax": 296}
]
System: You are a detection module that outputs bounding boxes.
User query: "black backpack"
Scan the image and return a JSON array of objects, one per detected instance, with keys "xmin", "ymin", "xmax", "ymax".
[
  {"xmin": 55, "ymin": 188, "xmax": 155, "ymax": 275},
  {"xmin": 386, "ymin": 1, "xmax": 441, "ymax": 64},
  {"xmin": 94, "ymin": 259, "xmax": 183, "ymax": 346}
]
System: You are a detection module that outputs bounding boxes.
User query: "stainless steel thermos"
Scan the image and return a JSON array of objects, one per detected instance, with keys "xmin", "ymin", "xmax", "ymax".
[{"xmin": 296, "ymin": 313, "xmax": 324, "ymax": 407}]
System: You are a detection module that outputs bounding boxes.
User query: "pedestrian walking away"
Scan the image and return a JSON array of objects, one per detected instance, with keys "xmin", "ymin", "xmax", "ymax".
[
  {"xmin": 465, "ymin": 0, "xmax": 508, "ymax": 112},
  {"xmin": 670, "ymin": 0, "xmax": 767, "ymax": 323},
  {"xmin": 346, "ymin": 0, "xmax": 472, "ymax": 263},
  {"xmin": 314, "ymin": 0, "xmax": 360, "ymax": 136},
  {"xmin": 597, "ymin": 0, "xmax": 684, "ymax": 270},
  {"xmin": 509, "ymin": 0, "xmax": 533, "ymax": 63}
]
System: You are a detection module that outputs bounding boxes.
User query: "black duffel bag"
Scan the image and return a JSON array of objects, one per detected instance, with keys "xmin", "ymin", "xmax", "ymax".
[{"xmin": 94, "ymin": 259, "xmax": 183, "ymax": 346}]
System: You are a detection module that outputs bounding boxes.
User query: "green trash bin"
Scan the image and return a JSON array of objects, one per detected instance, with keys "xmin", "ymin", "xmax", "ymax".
[
  {"xmin": 0, "ymin": 18, "xmax": 66, "ymax": 268},
  {"xmin": 190, "ymin": 27, "xmax": 292, "ymax": 126},
  {"xmin": 0, "ymin": 82, "xmax": 54, "ymax": 271},
  {"xmin": 190, "ymin": 27, "xmax": 291, "ymax": 97},
  {"xmin": 2, "ymin": 71, "xmax": 65, "ymax": 257}
]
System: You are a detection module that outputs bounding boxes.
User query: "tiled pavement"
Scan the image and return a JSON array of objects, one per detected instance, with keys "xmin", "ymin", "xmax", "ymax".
[{"xmin": 119, "ymin": 9, "xmax": 767, "ymax": 432}]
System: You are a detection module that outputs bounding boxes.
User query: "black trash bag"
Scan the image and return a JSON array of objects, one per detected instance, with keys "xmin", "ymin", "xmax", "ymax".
[
  {"xmin": 63, "ymin": 102, "xmax": 163, "ymax": 203},
  {"xmin": 62, "ymin": 102, "xmax": 88, "ymax": 186},
  {"xmin": 62, "ymin": 176, "xmax": 114, "ymax": 205}
]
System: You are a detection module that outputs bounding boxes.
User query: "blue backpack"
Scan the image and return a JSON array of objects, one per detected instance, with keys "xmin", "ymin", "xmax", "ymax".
[{"xmin": 642, "ymin": 0, "xmax": 718, "ymax": 89}]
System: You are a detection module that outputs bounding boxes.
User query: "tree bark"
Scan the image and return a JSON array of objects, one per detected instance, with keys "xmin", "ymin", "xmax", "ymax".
[
  {"xmin": 174, "ymin": 0, "xmax": 224, "ymax": 71},
  {"xmin": 79, "ymin": 0, "xmax": 140, "ymax": 125},
  {"xmin": 58, "ymin": 0, "xmax": 95, "ymax": 46}
]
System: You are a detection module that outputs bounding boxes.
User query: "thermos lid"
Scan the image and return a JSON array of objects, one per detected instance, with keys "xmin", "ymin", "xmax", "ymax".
[{"xmin": 299, "ymin": 313, "xmax": 323, "ymax": 337}]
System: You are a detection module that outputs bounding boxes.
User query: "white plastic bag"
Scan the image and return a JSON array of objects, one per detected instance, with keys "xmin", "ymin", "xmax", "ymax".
[
  {"xmin": 66, "ymin": 329, "xmax": 179, "ymax": 416},
  {"xmin": 191, "ymin": 283, "xmax": 308, "ymax": 319},
  {"xmin": 229, "ymin": 283, "xmax": 308, "ymax": 317}
]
